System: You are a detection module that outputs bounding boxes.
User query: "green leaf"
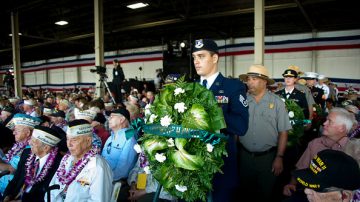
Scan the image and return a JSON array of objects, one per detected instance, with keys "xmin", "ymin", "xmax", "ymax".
[
  {"xmin": 143, "ymin": 137, "xmax": 168, "ymax": 155},
  {"xmin": 182, "ymin": 104, "xmax": 210, "ymax": 131},
  {"xmin": 170, "ymin": 138, "xmax": 204, "ymax": 170}
]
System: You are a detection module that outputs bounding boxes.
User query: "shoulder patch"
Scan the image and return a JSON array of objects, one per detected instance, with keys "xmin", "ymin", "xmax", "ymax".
[{"xmin": 239, "ymin": 94, "xmax": 248, "ymax": 107}]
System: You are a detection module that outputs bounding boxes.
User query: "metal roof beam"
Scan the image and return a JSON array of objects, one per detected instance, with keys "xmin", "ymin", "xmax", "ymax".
[{"xmin": 294, "ymin": 0, "xmax": 316, "ymax": 31}]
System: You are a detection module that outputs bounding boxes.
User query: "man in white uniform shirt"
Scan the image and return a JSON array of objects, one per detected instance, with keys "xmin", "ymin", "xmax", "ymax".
[
  {"xmin": 48, "ymin": 119, "xmax": 113, "ymax": 202},
  {"xmin": 316, "ymin": 75, "xmax": 330, "ymax": 100}
]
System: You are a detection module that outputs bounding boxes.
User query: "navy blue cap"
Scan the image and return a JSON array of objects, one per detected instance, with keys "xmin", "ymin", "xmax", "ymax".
[
  {"xmin": 49, "ymin": 110, "xmax": 66, "ymax": 118},
  {"xmin": 192, "ymin": 39, "xmax": 219, "ymax": 54},
  {"xmin": 111, "ymin": 108, "xmax": 130, "ymax": 121},
  {"xmin": 293, "ymin": 149, "xmax": 360, "ymax": 191}
]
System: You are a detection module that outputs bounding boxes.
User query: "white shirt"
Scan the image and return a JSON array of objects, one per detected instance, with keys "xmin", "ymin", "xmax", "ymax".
[
  {"xmin": 200, "ymin": 72, "xmax": 219, "ymax": 89},
  {"xmin": 285, "ymin": 87, "xmax": 295, "ymax": 99},
  {"xmin": 316, "ymin": 83, "xmax": 330, "ymax": 99},
  {"xmin": 47, "ymin": 155, "xmax": 113, "ymax": 202},
  {"xmin": 285, "ymin": 87, "xmax": 295, "ymax": 94}
]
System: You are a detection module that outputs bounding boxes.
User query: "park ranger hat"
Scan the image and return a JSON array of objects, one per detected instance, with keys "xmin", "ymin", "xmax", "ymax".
[
  {"xmin": 239, "ymin": 65, "xmax": 275, "ymax": 85},
  {"xmin": 192, "ymin": 39, "xmax": 219, "ymax": 54}
]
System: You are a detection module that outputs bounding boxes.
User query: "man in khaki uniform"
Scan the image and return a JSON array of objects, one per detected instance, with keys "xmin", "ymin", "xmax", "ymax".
[{"xmin": 238, "ymin": 65, "xmax": 292, "ymax": 202}]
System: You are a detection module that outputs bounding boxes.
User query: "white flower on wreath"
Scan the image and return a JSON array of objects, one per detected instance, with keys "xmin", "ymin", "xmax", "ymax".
[
  {"xmin": 143, "ymin": 166, "xmax": 151, "ymax": 174},
  {"xmin": 155, "ymin": 153, "xmax": 166, "ymax": 163},
  {"xmin": 174, "ymin": 102, "xmax": 187, "ymax": 113},
  {"xmin": 281, "ymin": 98, "xmax": 286, "ymax": 102},
  {"xmin": 145, "ymin": 104, "xmax": 152, "ymax": 116},
  {"xmin": 133, "ymin": 144, "xmax": 142, "ymax": 153},
  {"xmin": 174, "ymin": 88, "xmax": 185, "ymax": 96},
  {"xmin": 206, "ymin": 143, "xmax": 214, "ymax": 152},
  {"xmin": 175, "ymin": 184, "xmax": 188, "ymax": 192},
  {"xmin": 288, "ymin": 111, "xmax": 295, "ymax": 118},
  {"xmin": 160, "ymin": 115, "xmax": 172, "ymax": 127},
  {"xmin": 167, "ymin": 138, "xmax": 175, "ymax": 147},
  {"xmin": 313, "ymin": 107, "xmax": 316, "ymax": 112},
  {"xmin": 149, "ymin": 114, "xmax": 158, "ymax": 123}
]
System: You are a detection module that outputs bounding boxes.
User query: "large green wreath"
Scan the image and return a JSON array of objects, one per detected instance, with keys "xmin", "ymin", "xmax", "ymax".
[
  {"xmin": 139, "ymin": 77, "xmax": 227, "ymax": 202},
  {"xmin": 284, "ymin": 99, "xmax": 307, "ymax": 147}
]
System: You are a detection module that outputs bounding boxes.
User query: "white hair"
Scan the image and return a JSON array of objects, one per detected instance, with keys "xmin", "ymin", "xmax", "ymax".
[{"xmin": 330, "ymin": 107, "xmax": 356, "ymax": 134}]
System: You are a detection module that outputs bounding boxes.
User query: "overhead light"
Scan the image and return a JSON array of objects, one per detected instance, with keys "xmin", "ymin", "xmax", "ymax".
[
  {"xmin": 180, "ymin": 42, "xmax": 186, "ymax": 48},
  {"xmin": 127, "ymin": 2, "xmax": 149, "ymax": 9},
  {"xmin": 55, "ymin": 20, "xmax": 68, "ymax": 26},
  {"xmin": 9, "ymin": 33, "xmax": 22, "ymax": 37}
]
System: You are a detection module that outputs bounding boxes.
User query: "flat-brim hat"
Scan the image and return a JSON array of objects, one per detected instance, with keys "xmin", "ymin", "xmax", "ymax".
[
  {"xmin": 302, "ymin": 72, "xmax": 319, "ymax": 79},
  {"xmin": 282, "ymin": 69, "xmax": 298, "ymax": 78},
  {"xmin": 317, "ymin": 74, "xmax": 329, "ymax": 82},
  {"xmin": 239, "ymin": 65, "xmax": 275, "ymax": 85}
]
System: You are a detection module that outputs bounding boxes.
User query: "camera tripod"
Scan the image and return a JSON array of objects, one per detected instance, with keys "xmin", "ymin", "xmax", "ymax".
[{"xmin": 99, "ymin": 75, "xmax": 116, "ymax": 104}]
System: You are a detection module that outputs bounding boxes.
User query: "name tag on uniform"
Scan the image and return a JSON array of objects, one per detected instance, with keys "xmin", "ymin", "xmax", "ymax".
[
  {"xmin": 215, "ymin": 96, "xmax": 229, "ymax": 103},
  {"xmin": 115, "ymin": 71, "xmax": 118, "ymax": 76},
  {"xmin": 137, "ymin": 173, "xmax": 147, "ymax": 189}
]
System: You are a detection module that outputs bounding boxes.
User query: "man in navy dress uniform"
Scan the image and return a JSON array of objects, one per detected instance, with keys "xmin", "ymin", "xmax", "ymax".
[
  {"xmin": 192, "ymin": 39, "xmax": 249, "ymax": 202},
  {"xmin": 276, "ymin": 69, "xmax": 309, "ymax": 119}
]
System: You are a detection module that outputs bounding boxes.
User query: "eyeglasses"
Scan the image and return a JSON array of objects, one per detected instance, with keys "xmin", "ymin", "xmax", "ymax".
[
  {"xmin": 323, "ymin": 187, "xmax": 344, "ymax": 193},
  {"xmin": 323, "ymin": 187, "xmax": 348, "ymax": 201}
]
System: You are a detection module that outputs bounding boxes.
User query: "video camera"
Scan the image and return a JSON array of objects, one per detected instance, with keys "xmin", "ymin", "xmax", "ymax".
[{"xmin": 90, "ymin": 66, "xmax": 108, "ymax": 78}]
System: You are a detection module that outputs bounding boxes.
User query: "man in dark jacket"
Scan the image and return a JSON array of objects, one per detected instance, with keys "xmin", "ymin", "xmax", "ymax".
[
  {"xmin": 3, "ymin": 126, "xmax": 63, "ymax": 202},
  {"xmin": 112, "ymin": 59, "xmax": 125, "ymax": 104},
  {"xmin": 3, "ymin": 70, "xmax": 14, "ymax": 97}
]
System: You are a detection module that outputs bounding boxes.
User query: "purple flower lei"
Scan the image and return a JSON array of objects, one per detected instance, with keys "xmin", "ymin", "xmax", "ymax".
[
  {"xmin": 139, "ymin": 152, "xmax": 149, "ymax": 168},
  {"xmin": 4, "ymin": 138, "xmax": 30, "ymax": 163},
  {"xmin": 56, "ymin": 147, "xmax": 97, "ymax": 186},
  {"xmin": 24, "ymin": 147, "xmax": 59, "ymax": 187},
  {"xmin": 353, "ymin": 189, "xmax": 360, "ymax": 201}
]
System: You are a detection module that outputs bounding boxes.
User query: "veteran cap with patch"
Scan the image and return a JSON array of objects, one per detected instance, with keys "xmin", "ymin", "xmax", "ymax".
[
  {"xmin": 292, "ymin": 149, "xmax": 360, "ymax": 191},
  {"xmin": 66, "ymin": 119, "xmax": 93, "ymax": 137},
  {"xmin": 74, "ymin": 108, "xmax": 97, "ymax": 122},
  {"xmin": 33, "ymin": 125, "xmax": 62, "ymax": 147},
  {"xmin": 24, "ymin": 99, "xmax": 36, "ymax": 106},
  {"xmin": 12, "ymin": 113, "xmax": 42, "ymax": 128},
  {"xmin": 192, "ymin": 39, "xmax": 219, "ymax": 54}
]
